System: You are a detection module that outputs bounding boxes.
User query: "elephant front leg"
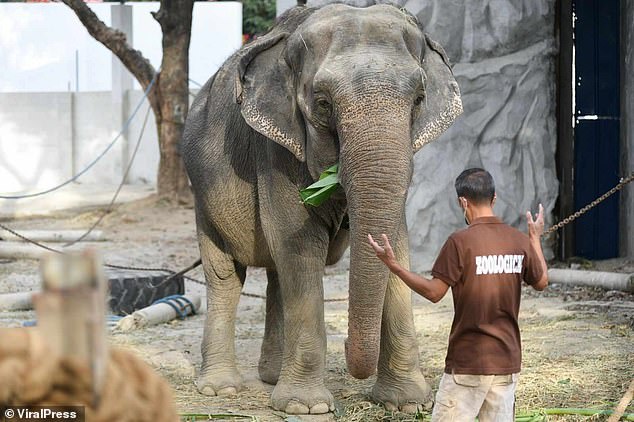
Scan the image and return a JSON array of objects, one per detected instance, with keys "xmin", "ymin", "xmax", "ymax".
[
  {"xmin": 371, "ymin": 226, "xmax": 432, "ymax": 412},
  {"xmin": 269, "ymin": 256, "xmax": 334, "ymax": 414},
  {"xmin": 196, "ymin": 231, "xmax": 246, "ymax": 396}
]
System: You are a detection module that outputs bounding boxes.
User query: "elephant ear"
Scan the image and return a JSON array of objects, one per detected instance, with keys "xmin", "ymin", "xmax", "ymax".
[
  {"xmin": 411, "ymin": 34, "xmax": 463, "ymax": 152},
  {"xmin": 236, "ymin": 25, "xmax": 307, "ymax": 161}
]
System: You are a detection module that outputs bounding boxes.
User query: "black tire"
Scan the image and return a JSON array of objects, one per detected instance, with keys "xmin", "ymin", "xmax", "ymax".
[{"xmin": 106, "ymin": 271, "xmax": 185, "ymax": 316}]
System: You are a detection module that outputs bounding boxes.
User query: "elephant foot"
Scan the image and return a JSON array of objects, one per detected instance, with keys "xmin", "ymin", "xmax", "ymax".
[
  {"xmin": 371, "ymin": 371, "xmax": 433, "ymax": 413},
  {"xmin": 271, "ymin": 381, "xmax": 335, "ymax": 414},
  {"xmin": 258, "ymin": 353, "xmax": 282, "ymax": 385},
  {"xmin": 195, "ymin": 367, "xmax": 243, "ymax": 396}
]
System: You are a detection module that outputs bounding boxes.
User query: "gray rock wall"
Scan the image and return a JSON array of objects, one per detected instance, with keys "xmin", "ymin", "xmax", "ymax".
[
  {"xmin": 276, "ymin": 0, "xmax": 559, "ymax": 270},
  {"xmin": 405, "ymin": 0, "xmax": 558, "ymax": 270}
]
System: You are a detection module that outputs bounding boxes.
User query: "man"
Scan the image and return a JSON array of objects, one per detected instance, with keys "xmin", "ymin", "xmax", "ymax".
[{"xmin": 368, "ymin": 168, "xmax": 548, "ymax": 422}]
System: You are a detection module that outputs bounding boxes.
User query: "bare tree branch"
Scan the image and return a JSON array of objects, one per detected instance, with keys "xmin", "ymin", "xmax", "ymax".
[{"xmin": 60, "ymin": 0, "xmax": 156, "ymax": 89}]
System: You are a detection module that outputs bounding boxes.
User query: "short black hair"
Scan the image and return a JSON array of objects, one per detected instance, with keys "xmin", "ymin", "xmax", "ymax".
[{"xmin": 454, "ymin": 168, "xmax": 495, "ymax": 204}]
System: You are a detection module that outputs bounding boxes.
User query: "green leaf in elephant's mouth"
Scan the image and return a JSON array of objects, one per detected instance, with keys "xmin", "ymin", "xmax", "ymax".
[{"xmin": 299, "ymin": 163, "xmax": 341, "ymax": 207}]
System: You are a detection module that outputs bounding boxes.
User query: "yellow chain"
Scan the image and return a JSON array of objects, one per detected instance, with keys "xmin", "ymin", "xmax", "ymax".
[{"xmin": 543, "ymin": 172, "xmax": 634, "ymax": 237}]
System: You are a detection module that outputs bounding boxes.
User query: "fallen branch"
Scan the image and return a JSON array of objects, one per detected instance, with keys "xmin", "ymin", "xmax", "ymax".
[{"xmin": 0, "ymin": 230, "xmax": 103, "ymax": 242}]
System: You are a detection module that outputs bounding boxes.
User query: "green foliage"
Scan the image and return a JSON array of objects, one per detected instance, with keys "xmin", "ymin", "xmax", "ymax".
[
  {"xmin": 240, "ymin": 0, "xmax": 275, "ymax": 36},
  {"xmin": 300, "ymin": 164, "xmax": 341, "ymax": 207}
]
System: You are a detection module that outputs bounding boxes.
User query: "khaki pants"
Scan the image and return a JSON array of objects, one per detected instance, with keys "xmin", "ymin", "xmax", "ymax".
[{"xmin": 431, "ymin": 372, "xmax": 519, "ymax": 422}]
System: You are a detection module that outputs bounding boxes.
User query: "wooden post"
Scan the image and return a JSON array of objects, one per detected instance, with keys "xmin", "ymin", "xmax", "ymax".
[
  {"xmin": 556, "ymin": 0, "xmax": 575, "ymax": 259},
  {"xmin": 33, "ymin": 250, "xmax": 108, "ymax": 406}
]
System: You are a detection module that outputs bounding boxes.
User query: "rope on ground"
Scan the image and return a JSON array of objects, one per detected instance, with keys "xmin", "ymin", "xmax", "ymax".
[
  {"xmin": 0, "ymin": 227, "xmax": 338, "ymax": 299},
  {"xmin": 63, "ymin": 103, "xmax": 153, "ymax": 247},
  {"xmin": 240, "ymin": 291, "xmax": 347, "ymax": 302},
  {"xmin": 0, "ymin": 220, "xmax": 198, "ymax": 276},
  {"xmin": 0, "ymin": 222, "xmax": 62, "ymax": 255},
  {"xmin": 0, "ymin": 328, "xmax": 178, "ymax": 422},
  {"xmin": 0, "ymin": 73, "xmax": 157, "ymax": 200}
]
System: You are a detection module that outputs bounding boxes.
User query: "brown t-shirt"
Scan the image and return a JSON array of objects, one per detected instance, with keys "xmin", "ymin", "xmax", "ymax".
[{"xmin": 431, "ymin": 216, "xmax": 544, "ymax": 375}]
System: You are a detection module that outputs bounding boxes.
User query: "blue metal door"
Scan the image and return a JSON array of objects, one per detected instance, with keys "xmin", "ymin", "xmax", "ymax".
[{"xmin": 573, "ymin": 0, "xmax": 620, "ymax": 259}]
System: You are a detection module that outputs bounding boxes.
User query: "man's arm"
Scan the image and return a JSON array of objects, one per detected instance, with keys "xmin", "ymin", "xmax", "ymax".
[
  {"xmin": 527, "ymin": 204, "xmax": 548, "ymax": 291},
  {"xmin": 367, "ymin": 234, "xmax": 450, "ymax": 303}
]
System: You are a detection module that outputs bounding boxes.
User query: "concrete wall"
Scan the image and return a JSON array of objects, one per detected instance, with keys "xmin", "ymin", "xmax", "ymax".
[
  {"xmin": 0, "ymin": 2, "xmax": 241, "ymax": 195},
  {"xmin": 622, "ymin": 0, "xmax": 634, "ymax": 258},
  {"xmin": 405, "ymin": 0, "xmax": 558, "ymax": 270},
  {"xmin": 0, "ymin": 93, "xmax": 73, "ymax": 192},
  {"xmin": 0, "ymin": 91, "xmax": 163, "ymax": 192},
  {"xmin": 0, "ymin": 2, "xmax": 242, "ymax": 92},
  {"xmin": 73, "ymin": 92, "xmax": 120, "ymax": 185},
  {"xmin": 125, "ymin": 91, "xmax": 160, "ymax": 185},
  {"xmin": 276, "ymin": 0, "xmax": 558, "ymax": 270}
]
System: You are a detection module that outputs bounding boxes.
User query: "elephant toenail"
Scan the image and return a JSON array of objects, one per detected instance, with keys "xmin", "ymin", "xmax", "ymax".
[
  {"xmin": 199, "ymin": 386, "xmax": 217, "ymax": 396},
  {"xmin": 401, "ymin": 403, "xmax": 419, "ymax": 413},
  {"xmin": 217, "ymin": 386, "xmax": 237, "ymax": 396},
  {"xmin": 384, "ymin": 402, "xmax": 398, "ymax": 411},
  {"xmin": 286, "ymin": 400, "xmax": 310, "ymax": 414},
  {"xmin": 309, "ymin": 403, "xmax": 330, "ymax": 414}
]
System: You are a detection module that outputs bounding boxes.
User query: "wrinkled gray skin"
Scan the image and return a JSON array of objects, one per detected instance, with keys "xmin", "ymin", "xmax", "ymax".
[{"xmin": 182, "ymin": 3, "xmax": 462, "ymax": 415}]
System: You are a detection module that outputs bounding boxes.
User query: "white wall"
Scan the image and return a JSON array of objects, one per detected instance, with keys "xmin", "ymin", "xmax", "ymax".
[
  {"xmin": 0, "ymin": 2, "xmax": 242, "ymax": 92},
  {"xmin": 0, "ymin": 5, "xmax": 111, "ymax": 92},
  {"xmin": 0, "ymin": 2, "xmax": 242, "ymax": 194},
  {"xmin": 0, "ymin": 93, "xmax": 73, "ymax": 192}
]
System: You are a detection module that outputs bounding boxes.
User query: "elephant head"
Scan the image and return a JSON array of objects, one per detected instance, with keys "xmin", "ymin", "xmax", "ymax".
[{"xmin": 236, "ymin": 4, "xmax": 462, "ymax": 379}]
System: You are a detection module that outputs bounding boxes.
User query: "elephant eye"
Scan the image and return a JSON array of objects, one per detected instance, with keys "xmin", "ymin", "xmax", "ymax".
[
  {"xmin": 316, "ymin": 97, "xmax": 332, "ymax": 114},
  {"xmin": 414, "ymin": 93, "xmax": 425, "ymax": 107},
  {"xmin": 412, "ymin": 93, "xmax": 425, "ymax": 122},
  {"xmin": 314, "ymin": 96, "xmax": 333, "ymax": 126}
]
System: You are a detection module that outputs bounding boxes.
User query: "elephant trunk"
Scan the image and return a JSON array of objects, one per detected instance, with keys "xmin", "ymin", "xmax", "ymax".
[{"xmin": 339, "ymin": 112, "xmax": 412, "ymax": 379}]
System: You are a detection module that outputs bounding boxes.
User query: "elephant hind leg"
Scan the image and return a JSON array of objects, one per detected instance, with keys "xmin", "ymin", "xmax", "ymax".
[
  {"xmin": 196, "ymin": 226, "xmax": 246, "ymax": 396},
  {"xmin": 259, "ymin": 269, "xmax": 284, "ymax": 385}
]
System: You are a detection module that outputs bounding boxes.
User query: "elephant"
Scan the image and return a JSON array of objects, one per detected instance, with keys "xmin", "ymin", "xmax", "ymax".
[{"xmin": 182, "ymin": 2, "xmax": 462, "ymax": 415}]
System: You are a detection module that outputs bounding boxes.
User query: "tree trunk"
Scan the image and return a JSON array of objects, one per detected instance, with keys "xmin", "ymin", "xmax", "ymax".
[
  {"xmin": 153, "ymin": 1, "xmax": 194, "ymax": 202},
  {"xmin": 61, "ymin": 0, "xmax": 193, "ymax": 203}
]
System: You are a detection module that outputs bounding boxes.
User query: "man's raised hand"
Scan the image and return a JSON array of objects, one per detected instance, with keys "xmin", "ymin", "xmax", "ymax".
[
  {"xmin": 526, "ymin": 203, "xmax": 545, "ymax": 238},
  {"xmin": 367, "ymin": 233, "xmax": 398, "ymax": 269}
]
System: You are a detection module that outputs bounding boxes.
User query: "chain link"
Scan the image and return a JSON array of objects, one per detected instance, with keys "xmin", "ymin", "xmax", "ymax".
[{"xmin": 542, "ymin": 172, "xmax": 634, "ymax": 237}]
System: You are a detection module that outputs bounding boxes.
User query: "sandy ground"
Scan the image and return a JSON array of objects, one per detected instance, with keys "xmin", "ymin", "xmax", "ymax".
[{"xmin": 0, "ymin": 196, "xmax": 632, "ymax": 421}]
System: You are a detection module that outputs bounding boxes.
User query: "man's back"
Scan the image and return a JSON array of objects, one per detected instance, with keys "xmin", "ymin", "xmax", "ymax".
[
  {"xmin": 431, "ymin": 216, "xmax": 544, "ymax": 375},
  {"xmin": 368, "ymin": 168, "xmax": 548, "ymax": 422}
]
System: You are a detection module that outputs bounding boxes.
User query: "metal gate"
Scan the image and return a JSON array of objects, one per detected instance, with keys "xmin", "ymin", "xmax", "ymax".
[{"xmin": 572, "ymin": 0, "xmax": 621, "ymax": 259}]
